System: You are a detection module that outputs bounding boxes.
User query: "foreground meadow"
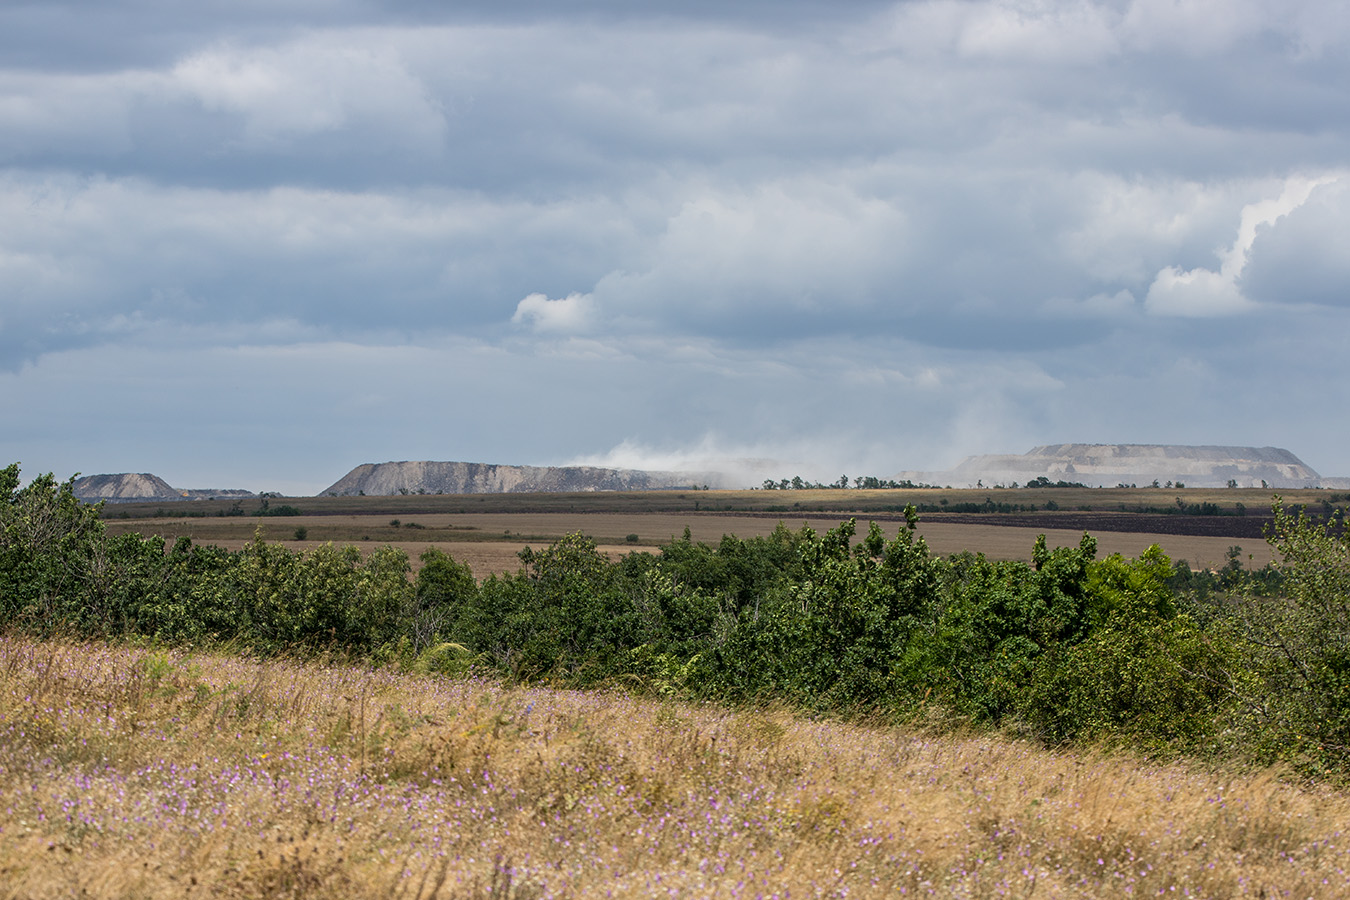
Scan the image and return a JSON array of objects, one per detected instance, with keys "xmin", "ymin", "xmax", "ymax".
[{"xmin": 2, "ymin": 637, "xmax": 1347, "ymax": 899}]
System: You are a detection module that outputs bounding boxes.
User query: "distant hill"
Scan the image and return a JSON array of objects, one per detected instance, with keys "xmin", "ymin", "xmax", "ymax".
[
  {"xmin": 319, "ymin": 461, "xmax": 723, "ymax": 496},
  {"xmin": 72, "ymin": 473, "xmax": 255, "ymax": 503},
  {"xmin": 900, "ymin": 444, "xmax": 1330, "ymax": 489}
]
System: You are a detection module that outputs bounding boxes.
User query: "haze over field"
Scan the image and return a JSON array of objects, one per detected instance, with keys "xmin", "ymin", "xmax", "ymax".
[{"xmin": 2, "ymin": 1, "xmax": 1348, "ymax": 494}]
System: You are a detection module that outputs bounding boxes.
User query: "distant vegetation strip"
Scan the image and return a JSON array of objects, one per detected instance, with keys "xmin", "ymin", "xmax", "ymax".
[
  {"xmin": 95, "ymin": 482, "xmax": 1350, "ymax": 522},
  {"xmin": 4, "ymin": 462, "xmax": 1350, "ymax": 780}
]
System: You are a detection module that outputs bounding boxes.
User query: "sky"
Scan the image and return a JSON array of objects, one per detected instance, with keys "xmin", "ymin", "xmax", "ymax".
[{"xmin": 2, "ymin": 0, "xmax": 1348, "ymax": 494}]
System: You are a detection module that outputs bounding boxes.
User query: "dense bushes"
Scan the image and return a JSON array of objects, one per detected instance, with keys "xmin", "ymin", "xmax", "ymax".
[
  {"xmin": 0, "ymin": 465, "xmax": 418, "ymax": 654},
  {"xmin": 698, "ymin": 516, "xmax": 942, "ymax": 709},
  {"xmin": 4, "ymin": 462, "xmax": 1349, "ymax": 775},
  {"xmin": 0, "ymin": 465, "xmax": 107, "ymax": 630},
  {"xmin": 1236, "ymin": 499, "xmax": 1350, "ymax": 775}
]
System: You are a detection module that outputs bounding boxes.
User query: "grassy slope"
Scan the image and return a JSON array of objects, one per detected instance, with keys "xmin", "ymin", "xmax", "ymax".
[{"xmin": 3, "ymin": 636, "xmax": 1347, "ymax": 899}]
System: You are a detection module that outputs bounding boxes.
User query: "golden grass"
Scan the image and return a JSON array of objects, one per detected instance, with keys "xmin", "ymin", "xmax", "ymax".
[{"xmin": 2, "ymin": 636, "xmax": 1346, "ymax": 898}]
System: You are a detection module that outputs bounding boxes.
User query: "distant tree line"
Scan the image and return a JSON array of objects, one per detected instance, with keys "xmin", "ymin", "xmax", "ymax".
[
  {"xmin": 761, "ymin": 475, "xmax": 940, "ymax": 490},
  {"xmin": 1023, "ymin": 476, "xmax": 1089, "ymax": 488},
  {"xmin": 759, "ymin": 475, "xmax": 1106, "ymax": 491},
  {"xmin": 110, "ymin": 498, "xmax": 303, "ymax": 520},
  {"xmin": 4, "ymin": 462, "xmax": 1350, "ymax": 779}
]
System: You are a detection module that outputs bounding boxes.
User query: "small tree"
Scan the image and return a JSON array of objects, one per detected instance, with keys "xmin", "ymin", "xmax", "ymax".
[
  {"xmin": 411, "ymin": 548, "xmax": 478, "ymax": 651},
  {"xmin": 0, "ymin": 464, "xmax": 108, "ymax": 631},
  {"xmin": 1235, "ymin": 498, "xmax": 1350, "ymax": 772}
]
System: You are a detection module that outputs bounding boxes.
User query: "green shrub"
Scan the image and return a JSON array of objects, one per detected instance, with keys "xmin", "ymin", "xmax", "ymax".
[
  {"xmin": 412, "ymin": 641, "xmax": 475, "ymax": 676},
  {"xmin": 410, "ymin": 548, "xmax": 478, "ymax": 651},
  {"xmin": 0, "ymin": 464, "xmax": 108, "ymax": 632},
  {"xmin": 926, "ymin": 534, "xmax": 1097, "ymax": 723},
  {"xmin": 703, "ymin": 514, "xmax": 943, "ymax": 710},
  {"xmin": 1021, "ymin": 615, "xmax": 1238, "ymax": 748},
  {"xmin": 1233, "ymin": 499, "xmax": 1350, "ymax": 774}
]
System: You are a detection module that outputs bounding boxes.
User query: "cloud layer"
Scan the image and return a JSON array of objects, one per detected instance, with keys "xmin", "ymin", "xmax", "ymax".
[{"xmin": 2, "ymin": 1, "xmax": 1348, "ymax": 489}]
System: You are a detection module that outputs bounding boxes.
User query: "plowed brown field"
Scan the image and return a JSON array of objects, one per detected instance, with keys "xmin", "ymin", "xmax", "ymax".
[{"xmin": 105, "ymin": 510, "xmax": 1276, "ymax": 578}]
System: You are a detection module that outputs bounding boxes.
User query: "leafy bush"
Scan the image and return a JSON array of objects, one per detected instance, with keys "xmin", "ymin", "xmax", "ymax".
[
  {"xmin": 253, "ymin": 503, "xmax": 302, "ymax": 517},
  {"xmin": 702, "ymin": 514, "xmax": 943, "ymax": 710},
  {"xmin": 1019, "ymin": 547, "xmax": 1238, "ymax": 747},
  {"xmin": 410, "ymin": 547, "xmax": 479, "ymax": 651},
  {"xmin": 926, "ymin": 534, "xmax": 1097, "ymax": 723},
  {"xmin": 1233, "ymin": 499, "xmax": 1350, "ymax": 773},
  {"xmin": 1021, "ymin": 615, "xmax": 1239, "ymax": 748},
  {"xmin": 0, "ymin": 464, "xmax": 108, "ymax": 631}
]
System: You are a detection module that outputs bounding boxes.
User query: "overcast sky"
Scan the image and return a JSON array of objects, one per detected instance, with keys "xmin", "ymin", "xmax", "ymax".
[{"xmin": 2, "ymin": 0, "xmax": 1347, "ymax": 493}]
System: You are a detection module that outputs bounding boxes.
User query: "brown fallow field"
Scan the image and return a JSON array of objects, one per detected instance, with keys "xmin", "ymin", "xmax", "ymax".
[{"xmin": 98, "ymin": 486, "xmax": 1305, "ymax": 577}]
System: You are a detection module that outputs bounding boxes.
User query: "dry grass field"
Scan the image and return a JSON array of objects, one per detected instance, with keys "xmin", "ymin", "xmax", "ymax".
[
  {"xmin": 102, "ymin": 508, "xmax": 1279, "ymax": 578},
  {"xmin": 4, "ymin": 635, "xmax": 1348, "ymax": 899}
]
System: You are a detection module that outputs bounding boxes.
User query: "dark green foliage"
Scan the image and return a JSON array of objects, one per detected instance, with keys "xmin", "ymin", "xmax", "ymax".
[
  {"xmin": 1025, "ymin": 476, "xmax": 1088, "ymax": 488},
  {"xmin": 1022, "ymin": 614, "xmax": 1239, "ymax": 747},
  {"xmin": 127, "ymin": 538, "xmax": 240, "ymax": 643},
  {"xmin": 1019, "ymin": 547, "xmax": 1238, "ymax": 746},
  {"xmin": 252, "ymin": 499, "xmax": 302, "ymax": 516},
  {"xmin": 612, "ymin": 550, "xmax": 722, "ymax": 661},
  {"xmin": 0, "ymin": 465, "xmax": 106, "ymax": 630},
  {"xmin": 1086, "ymin": 544, "xmax": 1177, "ymax": 627},
  {"xmin": 703, "ymin": 514, "xmax": 943, "ymax": 710},
  {"xmin": 0, "ymin": 465, "xmax": 416, "ymax": 654},
  {"xmin": 657, "ymin": 524, "xmax": 803, "ymax": 616},
  {"xmin": 1232, "ymin": 499, "xmax": 1350, "ymax": 774},
  {"xmin": 204, "ymin": 536, "xmax": 413, "ymax": 653},
  {"xmin": 410, "ymin": 547, "xmax": 478, "ymax": 651},
  {"xmin": 453, "ymin": 534, "xmax": 642, "ymax": 682},
  {"xmin": 927, "ymin": 534, "xmax": 1097, "ymax": 723},
  {"xmin": 455, "ymin": 571, "xmax": 544, "ymax": 677},
  {"xmin": 516, "ymin": 533, "xmax": 643, "ymax": 681}
]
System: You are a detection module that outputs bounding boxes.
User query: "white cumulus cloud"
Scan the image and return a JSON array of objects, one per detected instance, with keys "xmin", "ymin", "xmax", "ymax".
[
  {"xmin": 1145, "ymin": 174, "xmax": 1338, "ymax": 317},
  {"xmin": 511, "ymin": 292, "xmax": 597, "ymax": 334},
  {"xmin": 171, "ymin": 37, "xmax": 447, "ymax": 151}
]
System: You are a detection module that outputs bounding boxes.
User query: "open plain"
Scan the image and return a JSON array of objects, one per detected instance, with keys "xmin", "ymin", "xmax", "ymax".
[{"xmin": 95, "ymin": 486, "xmax": 1312, "ymax": 576}]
